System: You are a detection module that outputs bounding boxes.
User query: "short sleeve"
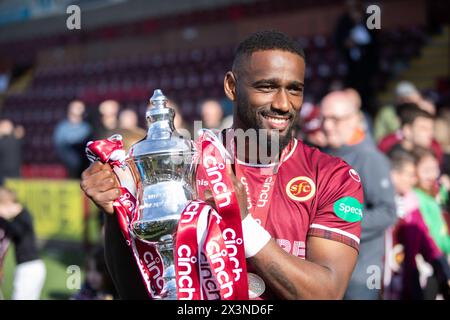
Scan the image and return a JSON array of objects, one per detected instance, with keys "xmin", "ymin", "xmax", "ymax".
[{"xmin": 308, "ymin": 160, "xmax": 364, "ymax": 252}]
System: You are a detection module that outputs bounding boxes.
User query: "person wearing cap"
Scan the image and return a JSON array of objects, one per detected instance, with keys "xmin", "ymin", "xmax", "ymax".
[{"xmin": 297, "ymin": 102, "xmax": 327, "ymax": 149}]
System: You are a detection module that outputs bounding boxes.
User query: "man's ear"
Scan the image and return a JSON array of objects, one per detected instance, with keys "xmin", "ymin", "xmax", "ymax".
[{"xmin": 224, "ymin": 71, "xmax": 237, "ymax": 102}]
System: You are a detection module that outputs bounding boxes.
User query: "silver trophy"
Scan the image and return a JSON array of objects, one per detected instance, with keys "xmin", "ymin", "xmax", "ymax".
[{"xmin": 128, "ymin": 89, "xmax": 197, "ymax": 300}]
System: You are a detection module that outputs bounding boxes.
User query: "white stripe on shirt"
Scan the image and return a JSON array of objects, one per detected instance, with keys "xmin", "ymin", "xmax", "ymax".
[{"xmin": 309, "ymin": 223, "xmax": 360, "ymax": 244}]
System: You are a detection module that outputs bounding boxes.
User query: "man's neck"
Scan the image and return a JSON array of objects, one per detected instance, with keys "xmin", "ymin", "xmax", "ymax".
[
  {"xmin": 68, "ymin": 114, "xmax": 82, "ymax": 124},
  {"xmin": 103, "ymin": 117, "xmax": 117, "ymax": 130}
]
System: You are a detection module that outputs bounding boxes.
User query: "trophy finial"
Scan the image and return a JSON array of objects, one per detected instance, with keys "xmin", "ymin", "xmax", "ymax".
[
  {"xmin": 145, "ymin": 88, "xmax": 175, "ymax": 140},
  {"xmin": 150, "ymin": 89, "xmax": 168, "ymax": 108}
]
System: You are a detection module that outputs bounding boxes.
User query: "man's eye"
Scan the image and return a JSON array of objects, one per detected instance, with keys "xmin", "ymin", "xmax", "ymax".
[
  {"xmin": 289, "ymin": 87, "xmax": 303, "ymax": 95},
  {"xmin": 258, "ymin": 85, "xmax": 275, "ymax": 91}
]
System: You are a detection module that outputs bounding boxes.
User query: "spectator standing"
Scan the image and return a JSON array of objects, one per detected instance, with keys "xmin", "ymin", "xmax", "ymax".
[
  {"xmin": 53, "ymin": 100, "xmax": 92, "ymax": 178},
  {"xmin": 334, "ymin": 0, "xmax": 380, "ymax": 116},
  {"xmin": 117, "ymin": 109, "xmax": 146, "ymax": 152},
  {"xmin": 413, "ymin": 148, "xmax": 450, "ymax": 255},
  {"xmin": 374, "ymin": 81, "xmax": 423, "ymax": 142},
  {"xmin": 435, "ymin": 106, "xmax": 450, "ymax": 177},
  {"xmin": 93, "ymin": 100, "xmax": 120, "ymax": 140},
  {"xmin": 199, "ymin": 99, "xmax": 224, "ymax": 130},
  {"xmin": 321, "ymin": 91, "xmax": 397, "ymax": 299},
  {"xmin": 378, "ymin": 104, "xmax": 444, "ymax": 167},
  {"xmin": 384, "ymin": 148, "xmax": 450, "ymax": 299},
  {"xmin": 297, "ymin": 102, "xmax": 327, "ymax": 149},
  {"xmin": 0, "ymin": 187, "xmax": 46, "ymax": 300},
  {"xmin": 0, "ymin": 119, "xmax": 23, "ymax": 184}
]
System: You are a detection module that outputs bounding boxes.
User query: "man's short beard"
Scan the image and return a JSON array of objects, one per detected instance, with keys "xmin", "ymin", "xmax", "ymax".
[
  {"xmin": 265, "ymin": 121, "xmax": 295, "ymax": 156},
  {"xmin": 236, "ymin": 94, "xmax": 296, "ymax": 162}
]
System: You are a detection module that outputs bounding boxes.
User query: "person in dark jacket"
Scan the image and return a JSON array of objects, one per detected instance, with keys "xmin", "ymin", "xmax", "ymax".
[
  {"xmin": 321, "ymin": 90, "xmax": 397, "ymax": 299},
  {"xmin": 334, "ymin": 0, "xmax": 380, "ymax": 116},
  {"xmin": 0, "ymin": 119, "xmax": 23, "ymax": 183}
]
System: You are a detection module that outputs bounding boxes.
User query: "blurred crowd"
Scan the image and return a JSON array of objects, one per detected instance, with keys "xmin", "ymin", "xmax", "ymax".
[
  {"xmin": 297, "ymin": 81, "xmax": 450, "ymax": 300},
  {"xmin": 0, "ymin": 96, "xmax": 227, "ymax": 300}
]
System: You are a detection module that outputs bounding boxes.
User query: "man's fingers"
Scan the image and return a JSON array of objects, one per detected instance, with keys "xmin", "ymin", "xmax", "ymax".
[
  {"xmin": 88, "ymin": 168, "xmax": 117, "ymax": 187},
  {"xmin": 92, "ymin": 176, "xmax": 120, "ymax": 193},
  {"xmin": 82, "ymin": 161, "xmax": 109, "ymax": 179},
  {"xmin": 80, "ymin": 161, "xmax": 119, "ymax": 215},
  {"xmin": 91, "ymin": 188, "xmax": 121, "ymax": 204},
  {"xmin": 83, "ymin": 177, "xmax": 119, "ymax": 198},
  {"xmin": 81, "ymin": 167, "xmax": 117, "ymax": 191}
]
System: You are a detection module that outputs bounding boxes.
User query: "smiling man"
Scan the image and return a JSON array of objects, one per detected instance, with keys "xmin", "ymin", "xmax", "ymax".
[{"xmin": 81, "ymin": 30, "xmax": 365, "ymax": 299}]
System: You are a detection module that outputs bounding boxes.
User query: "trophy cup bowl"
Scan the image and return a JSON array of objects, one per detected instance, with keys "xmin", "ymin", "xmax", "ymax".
[{"xmin": 128, "ymin": 89, "xmax": 196, "ymax": 300}]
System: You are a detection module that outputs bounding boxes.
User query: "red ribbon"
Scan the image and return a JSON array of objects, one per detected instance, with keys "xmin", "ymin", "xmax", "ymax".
[
  {"xmin": 175, "ymin": 132, "xmax": 248, "ymax": 300},
  {"xmin": 87, "ymin": 136, "xmax": 165, "ymax": 297},
  {"xmin": 85, "ymin": 132, "xmax": 249, "ymax": 300}
]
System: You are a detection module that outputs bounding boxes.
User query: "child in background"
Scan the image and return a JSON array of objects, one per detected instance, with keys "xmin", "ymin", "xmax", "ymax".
[
  {"xmin": 0, "ymin": 187, "xmax": 46, "ymax": 300},
  {"xmin": 413, "ymin": 148, "xmax": 450, "ymax": 255},
  {"xmin": 72, "ymin": 246, "xmax": 116, "ymax": 300},
  {"xmin": 413, "ymin": 147, "xmax": 450, "ymax": 299},
  {"xmin": 384, "ymin": 148, "xmax": 450, "ymax": 299}
]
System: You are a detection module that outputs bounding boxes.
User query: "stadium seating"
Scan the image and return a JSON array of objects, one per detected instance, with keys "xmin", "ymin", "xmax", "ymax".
[{"xmin": 0, "ymin": 1, "xmax": 429, "ymax": 175}]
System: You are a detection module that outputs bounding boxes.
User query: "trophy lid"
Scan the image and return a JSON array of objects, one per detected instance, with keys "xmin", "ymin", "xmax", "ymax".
[{"xmin": 131, "ymin": 89, "xmax": 193, "ymax": 158}]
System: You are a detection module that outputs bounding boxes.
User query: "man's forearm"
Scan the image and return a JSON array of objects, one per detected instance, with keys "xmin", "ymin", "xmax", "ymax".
[{"xmin": 248, "ymin": 240, "xmax": 345, "ymax": 300}]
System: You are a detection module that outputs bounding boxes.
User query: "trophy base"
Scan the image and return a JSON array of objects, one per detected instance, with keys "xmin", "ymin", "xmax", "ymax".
[{"xmin": 155, "ymin": 243, "xmax": 177, "ymax": 300}]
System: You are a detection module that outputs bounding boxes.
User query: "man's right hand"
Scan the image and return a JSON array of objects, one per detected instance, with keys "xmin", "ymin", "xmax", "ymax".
[{"xmin": 80, "ymin": 161, "xmax": 121, "ymax": 215}]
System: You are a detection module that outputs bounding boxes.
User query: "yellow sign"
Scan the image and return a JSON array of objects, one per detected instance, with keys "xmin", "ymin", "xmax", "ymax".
[{"xmin": 4, "ymin": 179, "xmax": 84, "ymax": 241}]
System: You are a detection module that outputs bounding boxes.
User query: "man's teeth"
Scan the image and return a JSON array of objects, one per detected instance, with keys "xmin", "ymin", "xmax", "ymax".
[{"xmin": 266, "ymin": 116, "xmax": 288, "ymax": 124}]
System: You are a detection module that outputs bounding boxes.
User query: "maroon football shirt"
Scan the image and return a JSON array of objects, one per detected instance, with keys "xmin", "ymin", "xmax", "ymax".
[
  {"xmin": 196, "ymin": 137, "xmax": 364, "ymax": 299},
  {"xmin": 237, "ymin": 138, "xmax": 363, "ymax": 299}
]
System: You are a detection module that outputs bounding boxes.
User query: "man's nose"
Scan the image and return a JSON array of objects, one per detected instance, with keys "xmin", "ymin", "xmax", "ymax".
[{"xmin": 272, "ymin": 89, "xmax": 290, "ymax": 113}]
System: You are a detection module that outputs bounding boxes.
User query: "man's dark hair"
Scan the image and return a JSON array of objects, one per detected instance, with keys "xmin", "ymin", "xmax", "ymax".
[
  {"xmin": 232, "ymin": 30, "xmax": 305, "ymax": 74},
  {"xmin": 387, "ymin": 146, "xmax": 415, "ymax": 171},
  {"xmin": 397, "ymin": 103, "xmax": 434, "ymax": 127}
]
